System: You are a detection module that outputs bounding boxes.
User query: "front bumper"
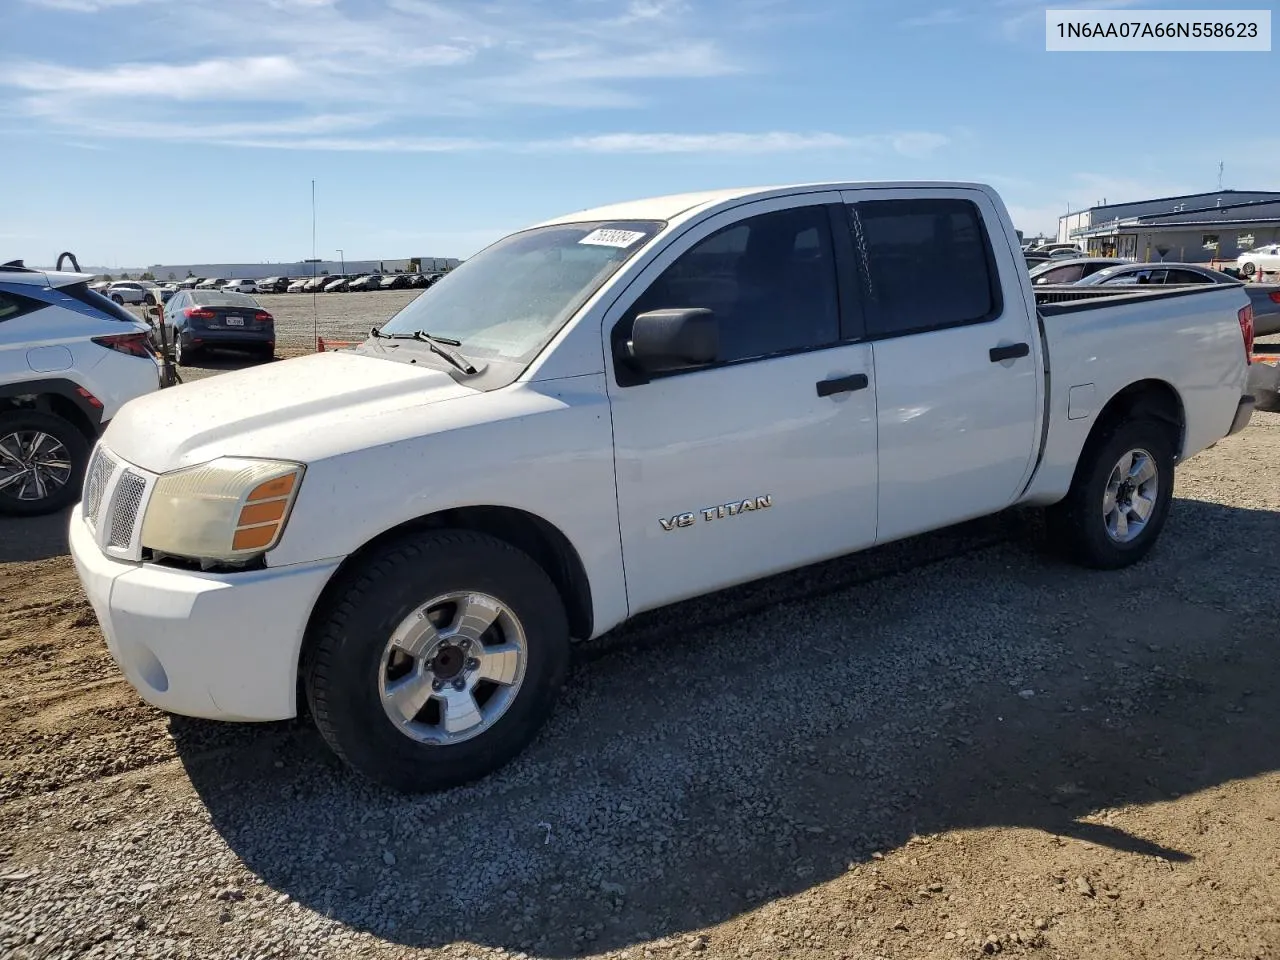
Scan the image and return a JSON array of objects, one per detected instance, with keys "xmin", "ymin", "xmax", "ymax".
[{"xmin": 68, "ymin": 504, "xmax": 341, "ymax": 722}]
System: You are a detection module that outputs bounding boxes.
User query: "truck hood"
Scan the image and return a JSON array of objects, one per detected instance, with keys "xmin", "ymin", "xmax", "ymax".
[{"xmin": 102, "ymin": 350, "xmax": 479, "ymax": 473}]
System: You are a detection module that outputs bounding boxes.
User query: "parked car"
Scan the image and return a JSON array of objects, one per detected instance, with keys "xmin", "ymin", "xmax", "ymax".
[
  {"xmin": 300, "ymin": 275, "xmax": 331, "ymax": 293},
  {"xmin": 348, "ymin": 275, "xmax": 383, "ymax": 292},
  {"xmin": 256, "ymin": 276, "xmax": 292, "ymax": 294},
  {"xmin": 1024, "ymin": 252, "xmax": 1054, "ymax": 269},
  {"xmin": 287, "ymin": 278, "xmax": 311, "ymax": 293},
  {"xmin": 222, "ymin": 279, "xmax": 260, "ymax": 294},
  {"xmin": 1075, "ymin": 261, "xmax": 1280, "ymax": 335},
  {"xmin": 379, "ymin": 274, "xmax": 413, "ymax": 290},
  {"xmin": 1029, "ymin": 257, "xmax": 1126, "ymax": 285},
  {"xmin": 68, "ymin": 180, "xmax": 1255, "ymax": 793},
  {"xmin": 89, "ymin": 280, "xmax": 111, "ymax": 292},
  {"xmin": 142, "ymin": 283, "xmax": 177, "ymax": 306},
  {"xmin": 194, "ymin": 278, "xmax": 226, "ymax": 290},
  {"xmin": 178, "ymin": 277, "xmax": 203, "ymax": 289},
  {"xmin": 1, "ymin": 256, "xmax": 164, "ymax": 515},
  {"xmin": 322, "ymin": 276, "xmax": 351, "ymax": 292},
  {"xmin": 160, "ymin": 288, "xmax": 275, "ymax": 365},
  {"xmin": 1237, "ymin": 244, "xmax": 1280, "ymax": 278},
  {"xmin": 105, "ymin": 281, "xmax": 147, "ymax": 305}
]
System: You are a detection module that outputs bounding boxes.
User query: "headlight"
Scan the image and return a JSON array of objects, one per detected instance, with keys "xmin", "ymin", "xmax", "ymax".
[{"xmin": 140, "ymin": 457, "xmax": 305, "ymax": 562}]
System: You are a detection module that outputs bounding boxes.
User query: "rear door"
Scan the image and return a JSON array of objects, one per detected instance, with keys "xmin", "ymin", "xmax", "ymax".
[{"xmin": 839, "ymin": 188, "xmax": 1042, "ymax": 544}]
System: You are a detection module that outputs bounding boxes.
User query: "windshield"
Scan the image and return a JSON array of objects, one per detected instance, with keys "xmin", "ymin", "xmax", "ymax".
[
  {"xmin": 377, "ymin": 219, "xmax": 665, "ymax": 364},
  {"xmin": 192, "ymin": 290, "xmax": 258, "ymax": 307}
]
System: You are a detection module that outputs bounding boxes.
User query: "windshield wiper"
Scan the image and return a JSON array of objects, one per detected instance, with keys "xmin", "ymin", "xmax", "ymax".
[{"xmin": 369, "ymin": 327, "xmax": 477, "ymax": 375}]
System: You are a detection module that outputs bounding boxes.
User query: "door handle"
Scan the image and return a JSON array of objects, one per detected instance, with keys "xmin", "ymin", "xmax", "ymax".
[
  {"xmin": 989, "ymin": 342, "xmax": 1030, "ymax": 363},
  {"xmin": 816, "ymin": 373, "xmax": 869, "ymax": 397}
]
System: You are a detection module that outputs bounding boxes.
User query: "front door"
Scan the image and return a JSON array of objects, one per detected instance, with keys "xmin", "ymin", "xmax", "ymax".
[
  {"xmin": 605, "ymin": 194, "xmax": 879, "ymax": 615},
  {"xmin": 839, "ymin": 189, "xmax": 1042, "ymax": 544}
]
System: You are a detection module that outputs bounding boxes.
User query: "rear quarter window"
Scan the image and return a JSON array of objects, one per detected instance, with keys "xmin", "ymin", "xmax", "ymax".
[
  {"xmin": 0, "ymin": 289, "xmax": 46, "ymax": 322},
  {"xmin": 62, "ymin": 283, "xmax": 141, "ymax": 322}
]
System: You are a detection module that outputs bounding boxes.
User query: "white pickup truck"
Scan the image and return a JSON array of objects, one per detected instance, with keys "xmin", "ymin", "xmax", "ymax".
[{"xmin": 68, "ymin": 181, "xmax": 1256, "ymax": 793}]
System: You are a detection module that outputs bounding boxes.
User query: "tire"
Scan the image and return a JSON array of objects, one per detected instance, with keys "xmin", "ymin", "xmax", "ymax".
[
  {"xmin": 257, "ymin": 345, "xmax": 275, "ymax": 362},
  {"xmin": 1241, "ymin": 262, "xmax": 1257, "ymax": 278},
  {"xmin": 174, "ymin": 335, "xmax": 196, "ymax": 366},
  {"xmin": 304, "ymin": 529, "xmax": 572, "ymax": 793},
  {"xmin": 111, "ymin": 295, "xmax": 124, "ymax": 304},
  {"xmin": 1045, "ymin": 416, "xmax": 1175, "ymax": 570},
  {"xmin": 0, "ymin": 411, "xmax": 91, "ymax": 517}
]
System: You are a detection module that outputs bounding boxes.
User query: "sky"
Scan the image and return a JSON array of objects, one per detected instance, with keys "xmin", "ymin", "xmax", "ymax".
[{"xmin": 1, "ymin": 0, "xmax": 1274, "ymax": 268}]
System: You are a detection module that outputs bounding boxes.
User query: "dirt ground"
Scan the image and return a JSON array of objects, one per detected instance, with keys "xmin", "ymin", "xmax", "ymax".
[{"xmin": 1, "ymin": 304, "xmax": 1279, "ymax": 959}]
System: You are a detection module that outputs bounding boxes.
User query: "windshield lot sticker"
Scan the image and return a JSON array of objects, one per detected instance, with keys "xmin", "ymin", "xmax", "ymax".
[{"xmin": 579, "ymin": 228, "xmax": 646, "ymax": 248}]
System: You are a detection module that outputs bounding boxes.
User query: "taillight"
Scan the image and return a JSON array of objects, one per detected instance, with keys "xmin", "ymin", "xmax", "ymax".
[
  {"xmin": 254, "ymin": 310, "xmax": 273, "ymax": 323},
  {"xmin": 1270, "ymin": 291, "xmax": 1280, "ymax": 304},
  {"xmin": 184, "ymin": 307, "xmax": 216, "ymax": 320},
  {"xmin": 92, "ymin": 332, "xmax": 155, "ymax": 358},
  {"xmin": 1239, "ymin": 304, "xmax": 1255, "ymax": 364}
]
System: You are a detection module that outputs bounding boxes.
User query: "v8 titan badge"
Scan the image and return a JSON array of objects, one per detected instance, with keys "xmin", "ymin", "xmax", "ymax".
[{"xmin": 659, "ymin": 495, "xmax": 773, "ymax": 531}]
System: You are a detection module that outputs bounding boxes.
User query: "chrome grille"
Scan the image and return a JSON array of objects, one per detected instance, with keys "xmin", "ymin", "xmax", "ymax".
[
  {"xmin": 107, "ymin": 470, "xmax": 147, "ymax": 548},
  {"xmin": 82, "ymin": 447, "xmax": 117, "ymax": 530}
]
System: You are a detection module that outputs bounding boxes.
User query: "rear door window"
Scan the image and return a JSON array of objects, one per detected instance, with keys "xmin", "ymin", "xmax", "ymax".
[{"xmin": 846, "ymin": 198, "xmax": 1001, "ymax": 339}]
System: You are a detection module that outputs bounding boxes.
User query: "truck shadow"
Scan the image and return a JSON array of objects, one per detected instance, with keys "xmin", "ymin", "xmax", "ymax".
[{"xmin": 175, "ymin": 497, "xmax": 1280, "ymax": 957}]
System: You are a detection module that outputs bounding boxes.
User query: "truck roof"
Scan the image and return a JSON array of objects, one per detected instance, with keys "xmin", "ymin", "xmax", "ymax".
[{"xmin": 533, "ymin": 180, "xmax": 996, "ymax": 227}]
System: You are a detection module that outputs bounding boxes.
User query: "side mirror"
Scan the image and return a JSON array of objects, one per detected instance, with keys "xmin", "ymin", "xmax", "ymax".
[{"xmin": 624, "ymin": 308, "xmax": 718, "ymax": 369}]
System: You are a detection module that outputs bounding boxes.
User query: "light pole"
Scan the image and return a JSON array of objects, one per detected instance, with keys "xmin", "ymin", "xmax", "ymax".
[{"xmin": 336, "ymin": 249, "xmax": 345, "ymax": 276}]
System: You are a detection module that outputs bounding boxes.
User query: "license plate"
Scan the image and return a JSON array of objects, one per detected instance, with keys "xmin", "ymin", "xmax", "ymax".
[{"xmin": 226, "ymin": 316, "xmax": 245, "ymax": 326}]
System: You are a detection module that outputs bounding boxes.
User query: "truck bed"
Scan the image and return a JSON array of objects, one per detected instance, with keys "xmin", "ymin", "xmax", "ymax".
[
  {"xmin": 1020, "ymin": 280, "xmax": 1251, "ymax": 507},
  {"xmin": 1035, "ymin": 281, "xmax": 1280, "ymax": 336}
]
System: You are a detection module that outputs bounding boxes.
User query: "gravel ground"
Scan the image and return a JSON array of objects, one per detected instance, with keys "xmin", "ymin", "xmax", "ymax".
[{"xmin": 1, "ymin": 312, "xmax": 1279, "ymax": 959}]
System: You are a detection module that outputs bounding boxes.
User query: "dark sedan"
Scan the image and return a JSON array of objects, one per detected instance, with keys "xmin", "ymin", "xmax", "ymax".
[
  {"xmin": 1029, "ymin": 257, "xmax": 1125, "ymax": 285},
  {"xmin": 379, "ymin": 274, "xmax": 413, "ymax": 290},
  {"xmin": 160, "ymin": 289, "xmax": 275, "ymax": 365}
]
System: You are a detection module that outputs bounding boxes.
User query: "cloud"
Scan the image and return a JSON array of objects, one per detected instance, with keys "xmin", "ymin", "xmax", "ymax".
[
  {"xmin": 546, "ymin": 132, "xmax": 855, "ymax": 154},
  {"xmin": 996, "ymin": 0, "xmax": 1147, "ymax": 39},
  {"xmin": 0, "ymin": 0, "xmax": 950, "ymax": 163},
  {"xmin": 84, "ymin": 127, "xmax": 945, "ymax": 157},
  {"xmin": 3, "ymin": 56, "xmax": 308, "ymax": 100},
  {"xmin": 21, "ymin": 0, "xmax": 159, "ymax": 9},
  {"xmin": 900, "ymin": 8, "xmax": 967, "ymax": 28}
]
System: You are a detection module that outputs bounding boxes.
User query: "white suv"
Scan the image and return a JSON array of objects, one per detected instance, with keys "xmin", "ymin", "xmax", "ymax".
[
  {"xmin": 222, "ymin": 279, "xmax": 260, "ymax": 294},
  {"xmin": 105, "ymin": 281, "xmax": 147, "ymax": 305},
  {"xmin": 1, "ymin": 257, "xmax": 166, "ymax": 515}
]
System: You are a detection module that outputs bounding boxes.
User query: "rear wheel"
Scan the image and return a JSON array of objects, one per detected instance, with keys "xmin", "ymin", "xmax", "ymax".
[
  {"xmin": 1241, "ymin": 261, "xmax": 1257, "ymax": 278},
  {"xmin": 304, "ymin": 530, "xmax": 572, "ymax": 793},
  {"xmin": 174, "ymin": 335, "xmax": 196, "ymax": 366},
  {"xmin": 111, "ymin": 294, "xmax": 124, "ymax": 304},
  {"xmin": 1046, "ymin": 416, "xmax": 1175, "ymax": 569},
  {"xmin": 0, "ymin": 411, "xmax": 90, "ymax": 517}
]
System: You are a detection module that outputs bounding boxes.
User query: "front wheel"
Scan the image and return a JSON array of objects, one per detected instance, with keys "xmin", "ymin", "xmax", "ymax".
[
  {"xmin": 1046, "ymin": 417, "xmax": 1175, "ymax": 570},
  {"xmin": 304, "ymin": 529, "xmax": 571, "ymax": 793},
  {"xmin": 1240, "ymin": 262, "xmax": 1257, "ymax": 278}
]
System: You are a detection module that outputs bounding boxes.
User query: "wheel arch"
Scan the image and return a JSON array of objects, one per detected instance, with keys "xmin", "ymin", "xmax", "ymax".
[
  {"xmin": 0, "ymin": 379, "xmax": 103, "ymax": 440},
  {"xmin": 1086, "ymin": 378, "xmax": 1186, "ymax": 463},
  {"xmin": 297, "ymin": 504, "xmax": 594, "ymax": 699}
]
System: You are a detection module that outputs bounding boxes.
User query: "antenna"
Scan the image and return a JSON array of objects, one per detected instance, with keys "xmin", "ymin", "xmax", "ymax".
[
  {"xmin": 311, "ymin": 179, "xmax": 318, "ymax": 349},
  {"xmin": 1218, "ymin": 161, "xmax": 1224, "ymax": 191}
]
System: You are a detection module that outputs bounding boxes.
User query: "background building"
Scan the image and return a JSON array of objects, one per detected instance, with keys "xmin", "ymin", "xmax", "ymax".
[{"xmin": 1058, "ymin": 191, "xmax": 1280, "ymax": 262}]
